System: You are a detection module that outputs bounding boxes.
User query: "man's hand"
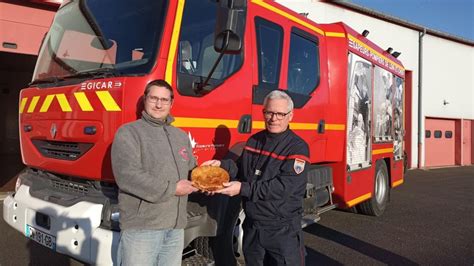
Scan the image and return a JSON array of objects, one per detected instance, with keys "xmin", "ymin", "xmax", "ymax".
[
  {"xmin": 175, "ymin": 179, "xmax": 198, "ymax": 196},
  {"xmin": 215, "ymin": 181, "xmax": 241, "ymax": 197},
  {"xmin": 201, "ymin": 160, "xmax": 221, "ymax": 167}
]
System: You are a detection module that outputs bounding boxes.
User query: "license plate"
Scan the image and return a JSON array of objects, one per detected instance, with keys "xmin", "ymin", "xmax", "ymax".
[{"xmin": 26, "ymin": 224, "xmax": 56, "ymax": 251}]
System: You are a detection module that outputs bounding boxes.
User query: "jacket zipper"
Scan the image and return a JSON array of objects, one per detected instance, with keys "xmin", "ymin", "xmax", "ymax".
[{"xmin": 163, "ymin": 126, "xmax": 181, "ymax": 228}]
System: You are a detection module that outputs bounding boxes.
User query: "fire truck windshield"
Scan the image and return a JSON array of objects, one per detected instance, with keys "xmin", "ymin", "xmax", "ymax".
[{"xmin": 32, "ymin": 0, "xmax": 168, "ymax": 84}]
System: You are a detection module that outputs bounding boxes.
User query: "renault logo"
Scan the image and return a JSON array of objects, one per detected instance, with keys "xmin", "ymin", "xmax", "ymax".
[{"xmin": 50, "ymin": 124, "xmax": 57, "ymax": 139}]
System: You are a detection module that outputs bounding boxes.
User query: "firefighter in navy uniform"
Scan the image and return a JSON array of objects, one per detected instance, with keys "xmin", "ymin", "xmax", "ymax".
[{"xmin": 203, "ymin": 90, "xmax": 309, "ymax": 266}]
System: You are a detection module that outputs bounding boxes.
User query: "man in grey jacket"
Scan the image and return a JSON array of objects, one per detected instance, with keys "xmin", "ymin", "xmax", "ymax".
[{"xmin": 111, "ymin": 80, "xmax": 197, "ymax": 266}]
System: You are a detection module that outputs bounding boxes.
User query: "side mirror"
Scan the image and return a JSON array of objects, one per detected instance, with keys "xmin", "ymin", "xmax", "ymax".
[
  {"xmin": 214, "ymin": 0, "xmax": 245, "ymax": 54},
  {"xmin": 215, "ymin": 30, "xmax": 241, "ymax": 54}
]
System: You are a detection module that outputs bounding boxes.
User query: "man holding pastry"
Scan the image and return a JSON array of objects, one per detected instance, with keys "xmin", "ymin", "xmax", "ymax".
[
  {"xmin": 202, "ymin": 90, "xmax": 310, "ymax": 266},
  {"xmin": 111, "ymin": 80, "xmax": 197, "ymax": 266}
]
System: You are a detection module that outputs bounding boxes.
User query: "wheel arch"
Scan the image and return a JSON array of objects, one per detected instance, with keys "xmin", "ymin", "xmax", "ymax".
[{"xmin": 382, "ymin": 157, "xmax": 392, "ymax": 187}]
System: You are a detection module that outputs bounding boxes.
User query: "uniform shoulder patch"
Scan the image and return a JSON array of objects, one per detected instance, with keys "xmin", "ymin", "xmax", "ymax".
[{"xmin": 293, "ymin": 158, "xmax": 306, "ymax": 174}]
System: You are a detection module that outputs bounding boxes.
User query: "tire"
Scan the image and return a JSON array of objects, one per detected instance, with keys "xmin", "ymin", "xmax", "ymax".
[
  {"xmin": 357, "ymin": 160, "xmax": 389, "ymax": 216},
  {"xmin": 211, "ymin": 197, "xmax": 245, "ymax": 266},
  {"xmin": 403, "ymin": 151, "xmax": 408, "ymax": 174}
]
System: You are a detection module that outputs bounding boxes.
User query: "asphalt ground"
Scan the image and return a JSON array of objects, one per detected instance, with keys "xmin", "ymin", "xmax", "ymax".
[
  {"xmin": 303, "ymin": 165, "xmax": 474, "ymax": 265},
  {"xmin": 0, "ymin": 165, "xmax": 473, "ymax": 265}
]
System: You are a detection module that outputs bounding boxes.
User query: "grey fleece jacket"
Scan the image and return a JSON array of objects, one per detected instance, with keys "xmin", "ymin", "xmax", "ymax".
[{"xmin": 111, "ymin": 111, "xmax": 196, "ymax": 230}]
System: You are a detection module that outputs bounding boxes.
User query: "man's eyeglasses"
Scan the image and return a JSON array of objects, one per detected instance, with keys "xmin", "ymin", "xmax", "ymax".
[
  {"xmin": 146, "ymin": 95, "xmax": 172, "ymax": 105},
  {"xmin": 263, "ymin": 110, "xmax": 291, "ymax": 120}
]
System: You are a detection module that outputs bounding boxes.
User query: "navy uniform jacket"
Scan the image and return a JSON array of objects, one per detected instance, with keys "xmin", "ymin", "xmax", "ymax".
[{"xmin": 221, "ymin": 128, "xmax": 310, "ymax": 224}]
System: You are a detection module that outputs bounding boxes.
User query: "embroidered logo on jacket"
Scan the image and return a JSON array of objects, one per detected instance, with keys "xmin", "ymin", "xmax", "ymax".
[
  {"xmin": 179, "ymin": 147, "xmax": 189, "ymax": 161},
  {"xmin": 293, "ymin": 158, "xmax": 306, "ymax": 174}
]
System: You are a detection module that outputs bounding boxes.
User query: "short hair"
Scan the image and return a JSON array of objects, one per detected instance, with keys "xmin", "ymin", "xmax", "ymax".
[
  {"xmin": 144, "ymin": 80, "xmax": 174, "ymax": 99},
  {"xmin": 263, "ymin": 90, "xmax": 294, "ymax": 112}
]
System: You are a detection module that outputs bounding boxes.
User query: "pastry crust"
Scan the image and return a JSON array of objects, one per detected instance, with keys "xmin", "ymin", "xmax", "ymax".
[{"xmin": 191, "ymin": 166, "xmax": 230, "ymax": 191}]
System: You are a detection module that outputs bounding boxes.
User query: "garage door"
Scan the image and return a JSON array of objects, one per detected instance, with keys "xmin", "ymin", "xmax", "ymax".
[
  {"xmin": 464, "ymin": 120, "xmax": 472, "ymax": 165},
  {"xmin": 425, "ymin": 118, "xmax": 455, "ymax": 167}
]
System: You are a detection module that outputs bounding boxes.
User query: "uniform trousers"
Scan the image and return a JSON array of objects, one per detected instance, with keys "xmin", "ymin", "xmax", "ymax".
[{"xmin": 243, "ymin": 218, "xmax": 305, "ymax": 266}]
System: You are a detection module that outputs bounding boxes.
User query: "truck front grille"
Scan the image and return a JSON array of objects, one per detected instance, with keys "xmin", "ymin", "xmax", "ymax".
[
  {"xmin": 31, "ymin": 140, "xmax": 93, "ymax": 161},
  {"xmin": 52, "ymin": 179, "xmax": 90, "ymax": 195}
]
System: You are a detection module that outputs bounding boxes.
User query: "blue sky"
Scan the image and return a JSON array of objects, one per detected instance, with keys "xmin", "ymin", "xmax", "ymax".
[{"xmin": 350, "ymin": 0, "xmax": 474, "ymax": 41}]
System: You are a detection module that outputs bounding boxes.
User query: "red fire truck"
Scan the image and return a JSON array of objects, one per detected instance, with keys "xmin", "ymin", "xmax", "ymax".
[{"xmin": 3, "ymin": 0, "xmax": 405, "ymax": 264}]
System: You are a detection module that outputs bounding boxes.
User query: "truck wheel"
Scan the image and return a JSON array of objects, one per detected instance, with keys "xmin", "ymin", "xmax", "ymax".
[
  {"xmin": 357, "ymin": 160, "xmax": 389, "ymax": 216},
  {"xmin": 212, "ymin": 198, "xmax": 245, "ymax": 266}
]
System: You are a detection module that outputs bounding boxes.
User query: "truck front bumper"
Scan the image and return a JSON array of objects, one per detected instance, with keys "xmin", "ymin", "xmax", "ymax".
[{"xmin": 3, "ymin": 185, "xmax": 119, "ymax": 265}]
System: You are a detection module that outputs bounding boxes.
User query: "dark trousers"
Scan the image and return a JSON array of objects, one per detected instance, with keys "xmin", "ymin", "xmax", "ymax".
[{"xmin": 243, "ymin": 219, "xmax": 305, "ymax": 266}]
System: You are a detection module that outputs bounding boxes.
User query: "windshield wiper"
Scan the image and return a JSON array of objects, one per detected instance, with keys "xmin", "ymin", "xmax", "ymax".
[
  {"xmin": 63, "ymin": 68, "xmax": 120, "ymax": 79},
  {"xmin": 29, "ymin": 76, "xmax": 66, "ymax": 86},
  {"xmin": 29, "ymin": 68, "xmax": 120, "ymax": 86}
]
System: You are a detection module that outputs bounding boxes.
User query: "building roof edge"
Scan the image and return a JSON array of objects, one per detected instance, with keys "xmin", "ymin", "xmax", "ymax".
[{"xmin": 328, "ymin": 1, "xmax": 474, "ymax": 46}]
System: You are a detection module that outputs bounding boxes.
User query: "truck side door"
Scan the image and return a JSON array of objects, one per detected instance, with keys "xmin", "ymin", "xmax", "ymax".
[
  {"xmin": 171, "ymin": 0, "xmax": 253, "ymax": 162},
  {"xmin": 249, "ymin": 3, "xmax": 325, "ymax": 161}
]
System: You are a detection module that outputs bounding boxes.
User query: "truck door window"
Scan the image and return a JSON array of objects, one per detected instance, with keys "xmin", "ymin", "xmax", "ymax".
[
  {"xmin": 176, "ymin": 0, "xmax": 244, "ymax": 96},
  {"xmin": 252, "ymin": 19, "xmax": 312, "ymax": 109},
  {"xmin": 287, "ymin": 28, "xmax": 320, "ymax": 95},
  {"xmin": 255, "ymin": 17, "xmax": 283, "ymax": 90}
]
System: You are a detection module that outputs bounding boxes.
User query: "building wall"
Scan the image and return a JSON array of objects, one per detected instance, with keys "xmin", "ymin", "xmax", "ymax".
[
  {"xmin": 277, "ymin": 0, "xmax": 473, "ymax": 168},
  {"xmin": 423, "ymin": 36, "xmax": 474, "ymax": 119}
]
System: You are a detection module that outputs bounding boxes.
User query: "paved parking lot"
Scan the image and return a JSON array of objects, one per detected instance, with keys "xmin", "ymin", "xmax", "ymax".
[
  {"xmin": 1, "ymin": 166, "xmax": 473, "ymax": 265},
  {"xmin": 303, "ymin": 166, "xmax": 474, "ymax": 265}
]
